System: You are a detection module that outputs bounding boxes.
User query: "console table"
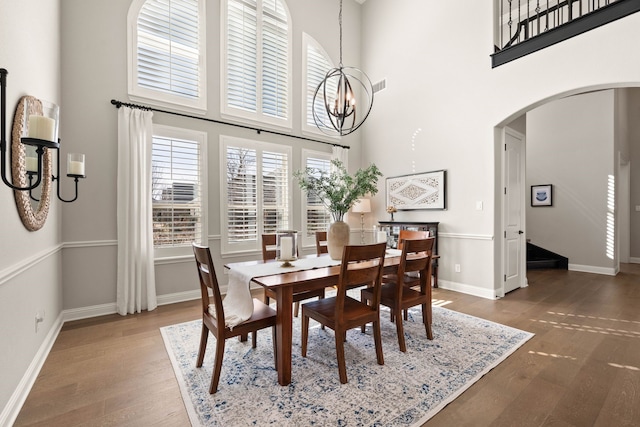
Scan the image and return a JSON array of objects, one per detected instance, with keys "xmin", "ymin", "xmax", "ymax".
[{"xmin": 378, "ymin": 221, "xmax": 440, "ymax": 287}]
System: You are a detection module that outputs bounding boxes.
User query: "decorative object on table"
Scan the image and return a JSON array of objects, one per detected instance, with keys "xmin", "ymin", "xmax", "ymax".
[
  {"xmin": 386, "ymin": 205, "xmax": 397, "ymax": 221},
  {"xmin": 352, "ymin": 198, "xmax": 371, "ymax": 244},
  {"xmin": 161, "ymin": 301, "xmax": 534, "ymax": 426},
  {"xmin": 386, "ymin": 170, "xmax": 446, "ymax": 211},
  {"xmin": 311, "ymin": 0, "xmax": 374, "ymax": 136},
  {"xmin": 294, "ymin": 159, "xmax": 382, "ymax": 260},
  {"xmin": 276, "ymin": 230, "xmax": 298, "ymax": 267},
  {"xmin": 531, "ymin": 184, "xmax": 552, "ymax": 207}
]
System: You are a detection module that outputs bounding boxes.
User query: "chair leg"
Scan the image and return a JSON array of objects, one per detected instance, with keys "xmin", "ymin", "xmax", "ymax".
[
  {"xmin": 395, "ymin": 310, "xmax": 407, "ymax": 352},
  {"xmin": 263, "ymin": 291, "xmax": 270, "ymax": 305},
  {"xmin": 196, "ymin": 324, "xmax": 209, "ymax": 367},
  {"xmin": 423, "ymin": 303, "xmax": 433, "ymax": 340},
  {"xmin": 301, "ymin": 312, "xmax": 309, "ymax": 357},
  {"xmin": 210, "ymin": 336, "xmax": 226, "ymax": 394},
  {"xmin": 252, "ymin": 329, "xmax": 257, "ymax": 348},
  {"xmin": 272, "ymin": 325, "xmax": 278, "ymax": 370},
  {"xmin": 404, "ymin": 309, "xmax": 408, "ymax": 321},
  {"xmin": 239, "ymin": 333, "xmax": 248, "ymax": 342},
  {"xmin": 294, "ymin": 301, "xmax": 300, "ymax": 317},
  {"xmin": 372, "ymin": 320, "xmax": 384, "ymax": 366},
  {"xmin": 335, "ymin": 328, "xmax": 348, "ymax": 384}
]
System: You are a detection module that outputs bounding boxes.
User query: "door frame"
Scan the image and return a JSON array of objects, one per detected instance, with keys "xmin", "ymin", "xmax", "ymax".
[{"xmin": 499, "ymin": 126, "xmax": 527, "ymax": 298}]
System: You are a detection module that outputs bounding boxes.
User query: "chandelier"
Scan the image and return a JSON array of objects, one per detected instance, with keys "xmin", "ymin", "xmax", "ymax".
[{"xmin": 312, "ymin": 0, "xmax": 374, "ymax": 136}]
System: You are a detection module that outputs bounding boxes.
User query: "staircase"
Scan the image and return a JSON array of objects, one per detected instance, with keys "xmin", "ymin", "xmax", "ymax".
[{"xmin": 527, "ymin": 242, "xmax": 568, "ymax": 270}]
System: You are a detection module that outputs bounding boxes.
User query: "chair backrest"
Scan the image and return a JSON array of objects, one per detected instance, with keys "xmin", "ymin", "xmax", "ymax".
[
  {"xmin": 397, "ymin": 229, "xmax": 429, "ymax": 250},
  {"xmin": 192, "ymin": 243, "xmax": 225, "ymax": 327},
  {"xmin": 397, "ymin": 238, "xmax": 434, "ymax": 288},
  {"xmin": 261, "ymin": 234, "xmax": 277, "ymax": 261},
  {"xmin": 315, "ymin": 231, "xmax": 328, "ymax": 255},
  {"xmin": 335, "ymin": 242, "xmax": 387, "ymax": 318}
]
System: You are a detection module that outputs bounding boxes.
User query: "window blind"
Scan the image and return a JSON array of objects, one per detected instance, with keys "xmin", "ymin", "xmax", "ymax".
[
  {"xmin": 225, "ymin": 0, "xmax": 289, "ymax": 121},
  {"xmin": 137, "ymin": 0, "xmax": 201, "ymax": 99},
  {"xmin": 223, "ymin": 140, "xmax": 291, "ymax": 252},
  {"xmin": 304, "ymin": 156, "xmax": 332, "ymax": 238},
  {"xmin": 151, "ymin": 135, "xmax": 202, "ymax": 247},
  {"xmin": 305, "ymin": 36, "xmax": 336, "ymax": 131}
]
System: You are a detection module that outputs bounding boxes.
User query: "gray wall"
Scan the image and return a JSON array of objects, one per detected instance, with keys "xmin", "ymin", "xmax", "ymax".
[
  {"xmin": 0, "ymin": 0, "xmax": 62, "ymax": 420},
  {"xmin": 630, "ymin": 89, "xmax": 640, "ymax": 261},
  {"xmin": 526, "ymin": 90, "xmax": 617, "ymax": 272}
]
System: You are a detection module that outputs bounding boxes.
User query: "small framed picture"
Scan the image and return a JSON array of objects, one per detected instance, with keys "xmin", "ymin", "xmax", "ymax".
[{"xmin": 531, "ymin": 184, "xmax": 552, "ymax": 207}]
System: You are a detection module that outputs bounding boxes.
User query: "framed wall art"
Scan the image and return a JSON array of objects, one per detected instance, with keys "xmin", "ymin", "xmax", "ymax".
[
  {"xmin": 386, "ymin": 170, "xmax": 446, "ymax": 210},
  {"xmin": 531, "ymin": 184, "xmax": 553, "ymax": 207}
]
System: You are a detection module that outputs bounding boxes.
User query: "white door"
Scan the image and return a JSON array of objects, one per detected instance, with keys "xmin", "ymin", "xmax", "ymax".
[{"xmin": 503, "ymin": 128, "xmax": 526, "ymax": 294}]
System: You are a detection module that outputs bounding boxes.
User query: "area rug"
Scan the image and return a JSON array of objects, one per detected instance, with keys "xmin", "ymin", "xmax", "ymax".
[{"xmin": 161, "ymin": 306, "xmax": 533, "ymax": 426}]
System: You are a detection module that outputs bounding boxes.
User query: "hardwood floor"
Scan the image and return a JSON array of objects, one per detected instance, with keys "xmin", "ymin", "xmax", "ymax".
[{"xmin": 15, "ymin": 265, "xmax": 640, "ymax": 426}]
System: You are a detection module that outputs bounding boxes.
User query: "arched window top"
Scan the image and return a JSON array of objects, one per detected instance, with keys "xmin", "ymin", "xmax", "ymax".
[
  {"xmin": 222, "ymin": 0, "xmax": 292, "ymax": 128},
  {"xmin": 128, "ymin": 0, "xmax": 207, "ymax": 113},
  {"xmin": 302, "ymin": 33, "xmax": 338, "ymax": 137}
]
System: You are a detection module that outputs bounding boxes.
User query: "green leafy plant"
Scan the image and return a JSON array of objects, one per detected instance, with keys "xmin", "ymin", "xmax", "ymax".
[{"xmin": 294, "ymin": 159, "xmax": 383, "ymax": 222}]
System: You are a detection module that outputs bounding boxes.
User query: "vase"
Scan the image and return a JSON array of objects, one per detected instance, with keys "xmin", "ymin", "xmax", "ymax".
[{"xmin": 327, "ymin": 221, "xmax": 350, "ymax": 260}]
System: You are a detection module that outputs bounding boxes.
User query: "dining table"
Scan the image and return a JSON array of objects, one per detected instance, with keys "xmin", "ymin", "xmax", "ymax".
[{"xmin": 225, "ymin": 250, "xmax": 416, "ymax": 386}]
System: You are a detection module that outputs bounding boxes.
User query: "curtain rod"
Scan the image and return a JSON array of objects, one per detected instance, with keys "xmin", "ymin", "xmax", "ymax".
[{"xmin": 110, "ymin": 99, "xmax": 350, "ymax": 150}]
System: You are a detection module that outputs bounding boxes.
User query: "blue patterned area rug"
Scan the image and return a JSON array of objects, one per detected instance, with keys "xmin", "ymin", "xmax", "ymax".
[{"xmin": 161, "ymin": 305, "xmax": 533, "ymax": 426}]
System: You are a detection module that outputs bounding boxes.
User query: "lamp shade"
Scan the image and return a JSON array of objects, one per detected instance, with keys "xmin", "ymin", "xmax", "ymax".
[{"xmin": 352, "ymin": 198, "xmax": 371, "ymax": 213}]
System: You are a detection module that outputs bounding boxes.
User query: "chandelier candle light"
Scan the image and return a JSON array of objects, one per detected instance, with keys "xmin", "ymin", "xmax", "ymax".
[{"xmin": 312, "ymin": 0, "xmax": 374, "ymax": 136}]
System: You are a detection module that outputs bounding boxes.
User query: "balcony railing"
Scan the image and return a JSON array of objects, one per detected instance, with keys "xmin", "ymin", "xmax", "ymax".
[{"xmin": 492, "ymin": 0, "xmax": 640, "ymax": 67}]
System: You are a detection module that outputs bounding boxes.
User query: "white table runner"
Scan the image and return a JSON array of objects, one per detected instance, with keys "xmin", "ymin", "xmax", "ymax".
[{"xmin": 223, "ymin": 250, "xmax": 401, "ymax": 329}]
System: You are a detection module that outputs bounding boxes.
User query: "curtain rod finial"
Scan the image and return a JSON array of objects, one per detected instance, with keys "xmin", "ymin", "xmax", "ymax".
[{"xmin": 111, "ymin": 99, "xmax": 122, "ymax": 108}]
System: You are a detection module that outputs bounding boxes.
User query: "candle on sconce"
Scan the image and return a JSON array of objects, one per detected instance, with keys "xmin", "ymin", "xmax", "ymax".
[
  {"xmin": 25, "ymin": 156, "xmax": 38, "ymax": 173},
  {"xmin": 67, "ymin": 153, "xmax": 85, "ymax": 176},
  {"xmin": 28, "ymin": 115, "xmax": 56, "ymax": 141}
]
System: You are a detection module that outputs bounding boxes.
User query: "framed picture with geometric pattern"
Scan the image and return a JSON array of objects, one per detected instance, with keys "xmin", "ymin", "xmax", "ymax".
[{"xmin": 386, "ymin": 170, "xmax": 446, "ymax": 210}]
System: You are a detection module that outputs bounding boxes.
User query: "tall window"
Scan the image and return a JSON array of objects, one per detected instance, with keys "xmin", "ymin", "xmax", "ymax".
[
  {"xmin": 221, "ymin": 137, "xmax": 291, "ymax": 254},
  {"xmin": 128, "ymin": 0, "xmax": 207, "ymax": 112},
  {"xmin": 222, "ymin": 0, "xmax": 292, "ymax": 128},
  {"xmin": 301, "ymin": 150, "xmax": 332, "ymax": 247},
  {"xmin": 302, "ymin": 33, "xmax": 337, "ymax": 136},
  {"xmin": 152, "ymin": 125, "xmax": 207, "ymax": 257}
]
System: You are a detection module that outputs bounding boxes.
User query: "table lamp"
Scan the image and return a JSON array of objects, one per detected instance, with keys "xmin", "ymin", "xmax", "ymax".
[{"xmin": 352, "ymin": 198, "xmax": 371, "ymax": 244}]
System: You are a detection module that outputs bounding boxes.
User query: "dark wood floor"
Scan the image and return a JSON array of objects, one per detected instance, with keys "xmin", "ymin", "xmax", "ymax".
[{"xmin": 14, "ymin": 265, "xmax": 640, "ymax": 426}]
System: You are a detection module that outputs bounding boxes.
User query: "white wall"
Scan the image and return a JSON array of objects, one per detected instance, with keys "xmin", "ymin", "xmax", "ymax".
[
  {"xmin": 360, "ymin": 0, "xmax": 640, "ymax": 296},
  {"xmin": 0, "ymin": 0, "xmax": 62, "ymax": 422},
  {"xmin": 526, "ymin": 90, "xmax": 616, "ymax": 273}
]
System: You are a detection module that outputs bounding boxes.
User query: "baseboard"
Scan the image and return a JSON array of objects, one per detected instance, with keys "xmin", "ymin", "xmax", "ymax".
[
  {"xmin": 629, "ymin": 257, "xmax": 640, "ymax": 264},
  {"xmin": 568, "ymin": 264, "xmax": 616, "ymax": 276},
  {"xmin": 156, "ymin": 290, "xmax": 201, "ymax": 306},
  {"xmin": 437, "ymin": 280, "xmax": 498, "ymax": 300},
  {"xmin": 62, "ymin": 290, "xmax": 202, "ymax": 322},
  {"xmin": 0, "ymin": 312, "xmax": 64, "ymax": 427}
]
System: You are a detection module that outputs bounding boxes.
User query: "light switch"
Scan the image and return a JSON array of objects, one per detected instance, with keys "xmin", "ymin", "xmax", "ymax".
[{"xmin": 476, "ymin": 201, "xmax": 483, "ymax": 211}]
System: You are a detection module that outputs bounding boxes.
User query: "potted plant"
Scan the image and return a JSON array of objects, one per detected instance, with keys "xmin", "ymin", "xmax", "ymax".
[{"xmin": 294, "ymin": 159, "xmax": 382, "ymax": 259}]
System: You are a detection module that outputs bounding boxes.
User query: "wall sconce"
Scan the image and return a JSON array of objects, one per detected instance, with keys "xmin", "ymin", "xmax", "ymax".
[{"xmin": 1, "ymin": 68, "xmax": 85, "ymax": 202}]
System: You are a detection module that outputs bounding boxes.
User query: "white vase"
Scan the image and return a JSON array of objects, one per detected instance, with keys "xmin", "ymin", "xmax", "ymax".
[{"xmin": 328, "ymin": 221, "xmax": 350, "ymax": 260}]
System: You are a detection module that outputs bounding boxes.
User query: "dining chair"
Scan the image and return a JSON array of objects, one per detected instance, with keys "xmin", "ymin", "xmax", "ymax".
[
  {"xmin": 192, "ymin": 243, "xmax": 278, "ymax": 394},
  {"xmin": 261, "ymin": 234, "xmax": 325, "ymax": 317},
  {"xmin": 301, "ymin": 242, "xmax": 387, "ymax": 384},
  {"xmin": 315, "ymin": 231, "xmax": 328, "ymax": 255},
  {"xmin": 361, "ymin": 238, "xmax": 434, "ymax": 352}
]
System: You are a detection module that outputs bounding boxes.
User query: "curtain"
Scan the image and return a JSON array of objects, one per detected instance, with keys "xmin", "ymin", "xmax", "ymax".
[
  {"xmin": 116, "ymin": 106, "xmax": 157, "ymax": 315},
  {"xmin": 331, "ymin": 146, "xmax": 348, "ymax": 169}
]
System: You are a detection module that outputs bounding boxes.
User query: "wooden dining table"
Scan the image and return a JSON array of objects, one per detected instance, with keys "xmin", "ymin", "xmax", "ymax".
[{"xmin": 225, "ymin": 252, "xmax": 410, "ymax": 386}]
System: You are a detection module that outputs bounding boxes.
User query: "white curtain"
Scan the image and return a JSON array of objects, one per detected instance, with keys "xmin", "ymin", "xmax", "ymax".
[
  {"xmin": 116, "ymin": 106, "xmax": 157, "ymax": 315},
  {"xmin": 331, "ymin": 146, "xmax": 348, "ymax": 168}
]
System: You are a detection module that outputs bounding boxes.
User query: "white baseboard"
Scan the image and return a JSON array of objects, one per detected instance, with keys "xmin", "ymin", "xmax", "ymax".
[
  {"xmin": 0, "ymin": 312, "xmax": 64, "ymax": 427},
  {"xmin": 568, "ymin": 264, "xmax": 616, "ymax": 276},
  {"xmin": 629, "ymin": 257, "xmax": 640, "ymax": 264},
  {"xmin": 437, "ymin": 280, "xmax": 498, "ymax": 300},
  {"xmin": 62, "ymin": 290, "xmax": 202, "ymax": 323}
]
